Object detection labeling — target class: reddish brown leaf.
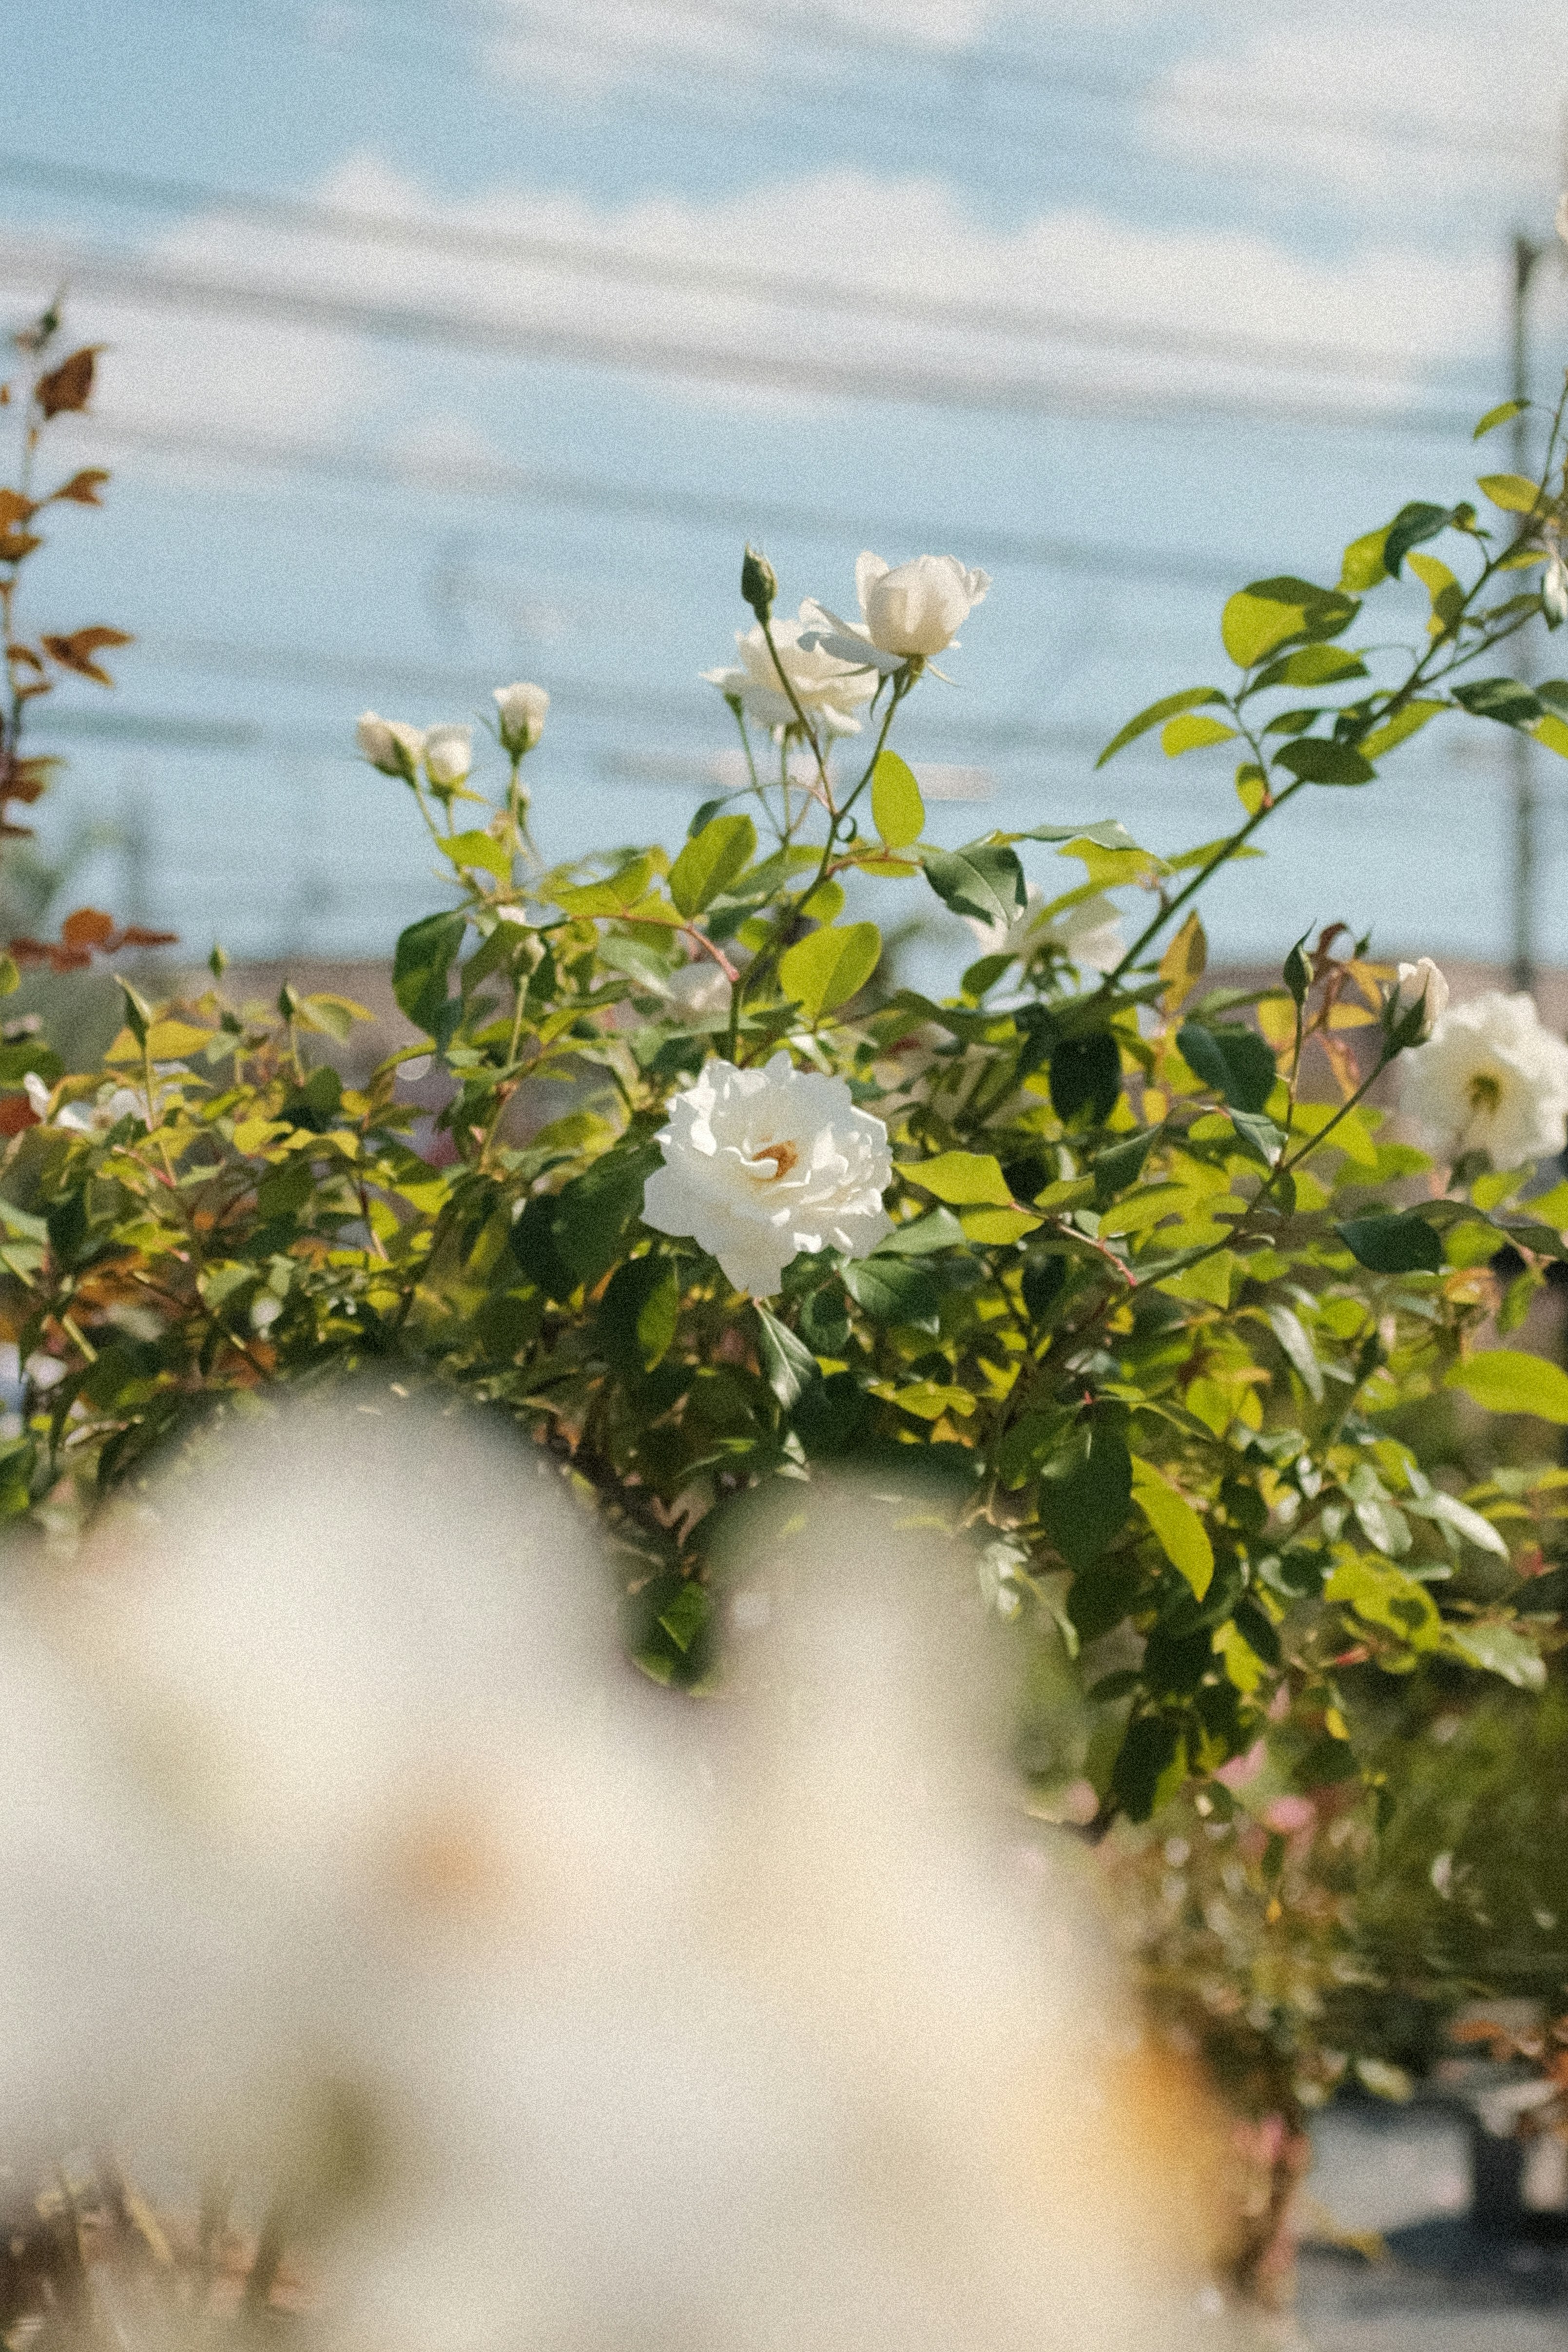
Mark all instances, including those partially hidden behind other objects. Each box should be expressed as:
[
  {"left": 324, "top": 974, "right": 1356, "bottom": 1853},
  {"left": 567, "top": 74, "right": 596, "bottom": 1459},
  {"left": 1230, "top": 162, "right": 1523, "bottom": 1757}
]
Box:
[
  {"left": 5, "top": 758, "right": 62, "bottom": 804},
  {"left": 40, "top": 625, "right": 134, "bottom": 686},
  {"left": 0, "top": 1094, "right": 39, "bottom": 1136},
  {"left": 5, "top": 643, "right": 45, "bottom": 673},
  {"left": 0, "top": 529, "right": 41, "bottom": 563},
  {"left": 47, "top": 469, "right": 110, "bottom": 506},
  {"left": 0, "top": 489, "right": 35, "bottom": 526},
  {"left": 35, "top": 346, "right": 104, "bottom": 420},
  {"left": 118, "top": 925, "right": 179, "bottom": 948},
  {"left": 60, "top": 907, "right": 117, "bottom": 952}
]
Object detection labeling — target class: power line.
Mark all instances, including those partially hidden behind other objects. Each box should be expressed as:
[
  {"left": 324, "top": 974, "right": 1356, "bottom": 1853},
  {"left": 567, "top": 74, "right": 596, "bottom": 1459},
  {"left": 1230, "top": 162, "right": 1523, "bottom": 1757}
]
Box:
[
  {"left": 0, "top": 149, "right": 1502, "bottom": 389},
  {"left": 70, "top": 415, "right": 1254, "bottom": 590},
  {"left": 0, "top": 234, "right": 1483, "bottom": 438}
]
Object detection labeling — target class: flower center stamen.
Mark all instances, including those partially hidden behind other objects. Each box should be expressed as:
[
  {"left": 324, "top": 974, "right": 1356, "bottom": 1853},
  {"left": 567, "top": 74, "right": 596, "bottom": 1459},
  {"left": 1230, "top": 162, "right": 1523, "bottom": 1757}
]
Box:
[
  {"left": 1468, "top": 1070, "right": 1502, "bottom": 1117},
  {"left": 753, "top": 1139, "right": 798, "bottom": 1180}
]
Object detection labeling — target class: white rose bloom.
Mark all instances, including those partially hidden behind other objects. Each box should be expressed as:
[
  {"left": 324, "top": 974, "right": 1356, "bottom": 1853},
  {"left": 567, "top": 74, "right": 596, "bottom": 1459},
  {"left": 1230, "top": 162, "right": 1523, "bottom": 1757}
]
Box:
[
  {"left": 494, "top": 681, "right": 550, "bottom": 757},
  {"left": 966, "top": 886, "right": 1124, "bottom": 974},
  {"left": 660, "top": 959, "right": 733, "bottom": 1019},
  {"left": 641, "top": 1051, "right": 893, "bottom": 1299},
  {"left": 423, "top": 724, "right": 473, "bottom": 788},
  {"left": 356, "top": 712, "right": 425, "bottom": 777},
  {"left": 1545, "top": 551, "right": 1568, "bottom": 630},
  {"left": 1400, "top": 990, "right": 1568, "bottom": 1167},
  {"left": 800, "top": 551, "right": 991, "bottom": 675},
  {"left": 1393, "top": 956, "right": 1449, "bottom": 1042},
  {"left": 24, "top": 1073, "right": 144, "bottom": 1133},
  {"left": 703, "top": 608, "right": 878, "bottom": 737}
]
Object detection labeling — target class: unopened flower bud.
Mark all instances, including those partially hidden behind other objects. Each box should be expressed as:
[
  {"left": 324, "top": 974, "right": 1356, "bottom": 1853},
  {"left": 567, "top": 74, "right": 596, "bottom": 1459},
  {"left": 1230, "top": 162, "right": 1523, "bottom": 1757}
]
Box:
[
  {"left": 423, "top": 724, "right": 473, "bottom": 791},
  {"left": 741, "top": 544, "right": 777, "bottom": 625},
  {"left": 357, "top": 711, "right": 425, "bottom": 779},
  {"left": 493, "top": 680, "right": 550, "bottom": 758}
]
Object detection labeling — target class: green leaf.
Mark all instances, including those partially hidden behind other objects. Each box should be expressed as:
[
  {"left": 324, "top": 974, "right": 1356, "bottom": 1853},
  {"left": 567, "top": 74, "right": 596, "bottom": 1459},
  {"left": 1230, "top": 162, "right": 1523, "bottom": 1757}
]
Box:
[
  {"left": 1474, "top": 398, "right": 1526, "bottom": 440},
  {"left": 438, "top": 829, "right": 512, "bottom": 884},
  {"left": 0, "top": 957, "right": 18, "bottom": 999},
  {"left": 1112, "top": 1715, "right": 1184, "bottom": 1824},
  {"left": 1444, "top": 1622, "right": 1546, "bottom": 1691},
  {"left": 1093, "top": 1129, "right": 1154, "bottom": 1206},
  {"left": 1049, "top": 1032, "right": 1121, "bottom": 1126},
  {"left": 0, "top": 1042, "right": 60, "bottom": 1088},
  {"left": 1252, "top": 644, "right": 1369, "bottom": 691},
  {"left": 842, "top": 1253, "right": 942, "bottom": 1330},
  {"left": 1265, "top": 1303, "right": 1323, "bottom": 1401},
  {"left": 1336, "top": 1211, "right": 1444, "bottom": 1275},
  {"left": 556, "top": 1139, "right": 664, "bottom": 1286},
  {"left": 668, "top": 814, "right": 757, "bottom": 917},
  {"left": 598, "top": 1255, "right": 680, "bottom": 1374},
  {"left": 1175, "top": 1020, "right": 1275, "bottom": 1114},
  {"left": 897, "top": 1149, "right": 1013, "bottom": 1206},
  {"left": 1131, "top": 1458, "right": 1213, "bottom": 1599},
  {"left": 554, "top": 855, "right": 655, "bottom": 918},
  {"left": 392, "top": 910, "right": 467, "bottom": 1035},
  {"left": 1339, "top": 525, "right": 1391, "bottom": 592},
  {"left": 1161, "top": 713, "right": 1237, "bottom": 755},
  {"left": 1095, "top": 687, "right": 1226, "bottom": 770},
  {"left": 1382, "top": 502, "right": 1454, "bottom": 578},
  {"left": 871, "top": 749, "right": 925, "bottom": 849},
  {"left": 922, "top": 841, "right": 1025, "bottom": 928},
  {"left": 1325, "top": 1555, "right": 1440, "bottom": 1649},
  {"left": 1477, "top": 472, "right": 1542, "bottom": 514},
  {"left": 1360, "top": 699, "right": 1445, "bottom": 759},
  {"left": 1446, "top": 1347, "right": 1568, "bottom": 1423},
  {"left": 875, "top": 1207, "right": 966, "bottom": 1255},
  {"left": 1228, "top": 1108, "right": 1286, "bottom": 1167},
  {"left": 657, "top": 1579, "right": 711, "bottom": 1657},
  {"left": 755, "top": 1301, "right": 818, "bottom": 1408},
  {"left": 1536, "top": 713, "right": 1568, "bottom": 761},
  {"left": 1452, "top": 677, "right": 1543, "bottom": 727},
  {"left": 1272, "top": 739, "right": 1375, "bottom": 786},
  {"left": 777, "top": 921, "right": 881, "bottom": 1021},
  {"left": 1039, "top": 1417, "right": 1132, "bottom": 1571},
  {"left": 1220, "top": 575, "right": 1358, "bottom": 669}
]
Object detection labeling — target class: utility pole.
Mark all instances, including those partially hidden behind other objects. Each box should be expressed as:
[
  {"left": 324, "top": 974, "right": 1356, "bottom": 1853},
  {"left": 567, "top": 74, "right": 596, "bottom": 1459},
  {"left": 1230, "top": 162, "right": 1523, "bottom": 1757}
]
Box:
[{"left": 1510, "top": 231, "right": 1543, "bottom": 994}]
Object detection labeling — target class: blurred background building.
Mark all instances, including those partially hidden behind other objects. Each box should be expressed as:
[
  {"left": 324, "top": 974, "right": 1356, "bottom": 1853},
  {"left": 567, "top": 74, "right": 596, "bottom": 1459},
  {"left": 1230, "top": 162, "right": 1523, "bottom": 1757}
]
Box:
[{"left": 2, "top": 0, "right": 1567, "bottom": 974}]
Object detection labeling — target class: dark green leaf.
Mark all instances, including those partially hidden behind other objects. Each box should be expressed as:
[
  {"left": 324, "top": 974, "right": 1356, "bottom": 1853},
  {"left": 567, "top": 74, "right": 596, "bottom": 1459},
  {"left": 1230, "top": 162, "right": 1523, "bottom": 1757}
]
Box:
[
  {"left": 1336, "top": 1211, "right": 1444, "bottom": 1275},
  {"left": 1038, "top": 1417, "right": 1132, "bottom": 1571},
  {"left": 843, "top": 1252, "right": 942, "bottom": 1330},
  {"left": 393, "top": 910, "right": 467, "bottom": 1035},
  {"left": 556, "top": 1140, "right": 665, "bottom": 1286},
  {"left": 1273, "top": 739, "right": 1376, "bottom": 786},
  {"left": 1177, "top": 1020, "right": 1276, "bottom": 1114},
  {"left": 1229, "top": 1108, "right": 1287, "bottom": 1167},
  {"left": 876, "top": 1207, "right": 967, "bottom": 1255},
  {"left": 1382, "top": 502, "right": 1454, "bottom": 579},
  {"left": 755, "top": 1300, "right": 819, "bottom": 1408},
  {"left": 1112, "top": 1714, "right": 1184, "bottom": 1823},
  {"left": 1452, "top": 677, "right": 1544, "bottom": 727},
  {"left": 0, "top": 1042, "right": 60, "bottom": 1087},
  {"left": 1092, "top": 1129, "right": 1154, "bottom": 1206},
  {"left": 1021, "top": 1251, "right": 1068, "bottom": 1324},
  {"left": 922, "top": 841, "right": 1025, "bottom": 928},
  {"left": 1049, "top": 1031, "right": 1121, "bottom": 1126},
  {"left": 1282, "top": 929, "right": 1311, "bottom": 1009},
  {"left": 598, "top": 1255, "right": 680, "bottom": 1373}
]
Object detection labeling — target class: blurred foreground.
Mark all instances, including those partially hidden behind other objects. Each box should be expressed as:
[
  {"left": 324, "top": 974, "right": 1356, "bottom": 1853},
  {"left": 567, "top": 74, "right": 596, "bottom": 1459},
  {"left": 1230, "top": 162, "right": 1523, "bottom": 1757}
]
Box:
[{"left": 0, "top": 1396, "right": 1257, "bottom": 2352}]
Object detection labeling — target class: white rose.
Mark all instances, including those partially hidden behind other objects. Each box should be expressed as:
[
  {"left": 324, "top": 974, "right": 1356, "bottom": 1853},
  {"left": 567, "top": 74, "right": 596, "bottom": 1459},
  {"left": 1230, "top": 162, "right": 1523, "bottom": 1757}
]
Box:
[
  {"left": 660, "top": 959, "right": 734, "bottom": 1019},
  {"left": 357, "top": 712, "right": 425, "bottom": 778},
  {"left": 702, "top": 608, "right": 878, "bottom": 738},
  {"left": 1400, "top": 990, "right": 1568, "bottom": 1167},
  {"left": 423, "top": 724, "right": 473, "bottom": 789},
  {"left": 640, "top": 1051, "right": 893, "bottom": 1299},
  {"left": 799, "top": 552, "right": 991, "bottom": 675},
  {"left": 1545, "top": 552, "right": 1568, "bottom": 630},
  {"left": 966, "top": 886, "right": 1123, "bottom": 975},
  {"left": 1392, "top": 957, "right": 1450, "bottom": 1042},
  {"left": 493, "top": 681, "right": 550, "bottom": 757},
  {"left": 24, "top": 1073, "right": 144, "bottom": 1133}
]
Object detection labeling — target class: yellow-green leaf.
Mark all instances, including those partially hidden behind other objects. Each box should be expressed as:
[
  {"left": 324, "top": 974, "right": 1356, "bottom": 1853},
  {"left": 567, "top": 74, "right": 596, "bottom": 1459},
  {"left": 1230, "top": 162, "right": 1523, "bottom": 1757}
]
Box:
[
  {"left": 1473, "top": 398, "right": 1525, "bottom": 441},
  {"left": 960, "top": 1206, "right": 1042, "bottom": 1244},
  {"left": 555, "top": 855, "right": 654, "bottom": 917},
  {"left": 439, "top": 830, "right": 512, "bottom": 884},
  {"left": 1477, "top": 472, "right": 1542, "bottom": 514},
  {"left": 1325, "top": 1553, "right": 1439, "bottom": 1649},
  {"left": 1339, "top": 526, "right": 1390, "bottom": 592},
  {"left": 777, "top": 921, "right": 881, "bottom": 1021},
  {"left": 668, "top": 813, "right": 756, "bottom": 917},
  {"left": 1222, "top": 588, "right": 1307, "bottom": 668},
  {"left": 1360, "top": 699, "right": 1445, "bottom": 760},
  {"left": 1533, "top": 713, "right": 1568, "bottom": 762},
  {"left": 871, "top": 749, "right": 925, "bottom": 849},
  {"left": 898, "top": 1149, "right": 1013, "bottom": 1206},
  {"left": 889, "top": 1380, "right": 976, "bottom": 1421},
  {"left": 1446, "top": 1347, "right": 1568, "bottom": 1423},
  {"left": 1131, "top": 1456, "right": 1213, "bottom": 1598},
  {"left": 1161, "top": 712, "right": 1238, "bottom": 756}
]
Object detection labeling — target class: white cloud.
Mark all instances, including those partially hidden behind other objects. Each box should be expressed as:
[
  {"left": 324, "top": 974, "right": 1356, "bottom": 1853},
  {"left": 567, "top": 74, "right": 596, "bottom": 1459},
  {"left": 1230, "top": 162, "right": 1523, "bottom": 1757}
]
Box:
[{"left": 1142, "top": 4, "right": 1565, "bottom": 215}]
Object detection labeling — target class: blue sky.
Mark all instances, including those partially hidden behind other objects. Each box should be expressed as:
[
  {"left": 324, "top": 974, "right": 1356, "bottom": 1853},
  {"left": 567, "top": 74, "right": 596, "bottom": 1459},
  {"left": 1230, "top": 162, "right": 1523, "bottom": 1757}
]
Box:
[{"left": 3, "top": 0, "right": 1568, "bottom": 970}]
